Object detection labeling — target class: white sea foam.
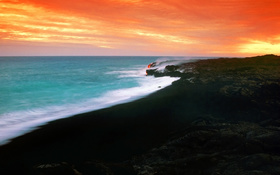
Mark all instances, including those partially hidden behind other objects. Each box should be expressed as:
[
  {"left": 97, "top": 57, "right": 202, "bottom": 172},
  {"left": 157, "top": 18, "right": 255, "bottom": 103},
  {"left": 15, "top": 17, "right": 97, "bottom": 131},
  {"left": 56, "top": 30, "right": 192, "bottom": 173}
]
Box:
[
  {"left": 0, "top": 75, "right": 179, "bottom": 145},
  {"left": 150, "top": 57, "right": 207, "bottom": 72},
  {"left": 106, "top": 66, "right": 147, "bottom": 78}
]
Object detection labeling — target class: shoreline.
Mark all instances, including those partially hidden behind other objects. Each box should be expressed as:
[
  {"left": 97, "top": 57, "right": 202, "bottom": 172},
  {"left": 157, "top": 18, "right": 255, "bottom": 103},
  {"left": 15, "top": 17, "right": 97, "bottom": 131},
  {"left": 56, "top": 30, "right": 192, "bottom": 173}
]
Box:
[
  {"left": 1, "top": 55, "right": 279, "bottom": 175},
  {"left": 0, "top": 83, "right": 191, "bottom": 174},
  {"left": 0, "top": 70, "right": 179, "bottom": 147}
]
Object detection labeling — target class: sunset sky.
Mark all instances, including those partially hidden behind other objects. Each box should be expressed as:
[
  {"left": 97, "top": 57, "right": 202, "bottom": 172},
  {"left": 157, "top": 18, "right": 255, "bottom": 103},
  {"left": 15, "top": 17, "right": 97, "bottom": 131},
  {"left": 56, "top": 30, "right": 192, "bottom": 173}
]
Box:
[{"left": 0, "top": 0, "right": 280, "bottom": 56}]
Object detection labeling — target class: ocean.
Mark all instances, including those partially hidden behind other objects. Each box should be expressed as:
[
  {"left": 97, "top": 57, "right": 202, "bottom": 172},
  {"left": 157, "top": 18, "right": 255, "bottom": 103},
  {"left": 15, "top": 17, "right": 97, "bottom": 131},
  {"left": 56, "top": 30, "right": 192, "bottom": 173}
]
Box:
[{"left": 0, "top": 56, "right": 181, "bottom": 145}]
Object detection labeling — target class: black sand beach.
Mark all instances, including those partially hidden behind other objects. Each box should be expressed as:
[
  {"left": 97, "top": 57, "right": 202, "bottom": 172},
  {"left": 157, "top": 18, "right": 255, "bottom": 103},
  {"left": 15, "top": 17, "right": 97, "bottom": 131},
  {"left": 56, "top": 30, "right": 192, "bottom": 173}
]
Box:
[{"left": 0, "top": 55, "right": 280, "bottom": 175}]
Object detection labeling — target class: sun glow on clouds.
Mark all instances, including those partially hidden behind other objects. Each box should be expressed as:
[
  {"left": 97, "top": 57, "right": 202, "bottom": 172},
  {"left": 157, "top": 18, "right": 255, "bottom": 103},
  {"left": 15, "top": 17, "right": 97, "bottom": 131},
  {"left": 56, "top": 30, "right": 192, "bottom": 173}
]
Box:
[
  {"left": 0, "top": 0, "right": 197, "bottom": 55},
  {"left": 134, "top": 30, "right": 195, "bottom": 44},
  {"left": 0, "top": 0, "right": 280, "bottom": 56},
  {"left": 240, "top": 39, "right": 280, "bottom": 55},
  {"left": 0, "top": 1, "right": 114, "bottom": 48}
]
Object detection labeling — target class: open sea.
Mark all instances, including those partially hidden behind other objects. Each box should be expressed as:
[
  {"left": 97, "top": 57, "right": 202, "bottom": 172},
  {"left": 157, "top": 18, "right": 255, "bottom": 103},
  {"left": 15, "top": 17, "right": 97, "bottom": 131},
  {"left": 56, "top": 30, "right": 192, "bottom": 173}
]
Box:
[{"left": 0, "top": 56, "right": 182, "bottom": 145}]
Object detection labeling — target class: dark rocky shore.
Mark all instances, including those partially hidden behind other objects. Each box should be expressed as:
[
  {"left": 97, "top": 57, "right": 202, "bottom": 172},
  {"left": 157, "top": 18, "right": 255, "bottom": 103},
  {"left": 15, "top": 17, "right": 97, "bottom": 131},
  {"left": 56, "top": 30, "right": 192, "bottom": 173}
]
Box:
[{"left": 0, "top": 55, "right": 279, "bottom": 175}]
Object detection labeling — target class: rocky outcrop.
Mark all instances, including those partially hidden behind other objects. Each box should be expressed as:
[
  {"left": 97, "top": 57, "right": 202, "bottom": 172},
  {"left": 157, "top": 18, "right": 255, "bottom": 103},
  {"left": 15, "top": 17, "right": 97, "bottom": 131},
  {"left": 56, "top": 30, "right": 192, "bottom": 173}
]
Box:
[
  {"left": 136, "top": 54, "right": 280, "bottom": 175},
  {"left": 148, "top": 55, "right": 280, "bottom": 121}
]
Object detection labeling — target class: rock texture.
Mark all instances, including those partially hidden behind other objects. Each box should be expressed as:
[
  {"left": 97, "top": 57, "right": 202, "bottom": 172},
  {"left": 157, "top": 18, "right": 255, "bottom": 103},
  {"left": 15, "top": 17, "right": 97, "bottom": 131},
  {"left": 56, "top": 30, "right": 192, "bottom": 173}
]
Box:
[
  {"left": 132, "top": 120, "right": 280, "bottom": 175},
  {"left": 147, "top": 54, "right": 280, "bottom": 122}
]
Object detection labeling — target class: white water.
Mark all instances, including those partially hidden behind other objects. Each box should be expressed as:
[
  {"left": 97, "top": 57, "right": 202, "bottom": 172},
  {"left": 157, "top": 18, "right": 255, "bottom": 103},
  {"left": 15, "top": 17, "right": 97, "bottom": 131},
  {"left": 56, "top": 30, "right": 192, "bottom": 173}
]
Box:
[{"left": 0, "top": 56, "right": 180, "bottom": 145}]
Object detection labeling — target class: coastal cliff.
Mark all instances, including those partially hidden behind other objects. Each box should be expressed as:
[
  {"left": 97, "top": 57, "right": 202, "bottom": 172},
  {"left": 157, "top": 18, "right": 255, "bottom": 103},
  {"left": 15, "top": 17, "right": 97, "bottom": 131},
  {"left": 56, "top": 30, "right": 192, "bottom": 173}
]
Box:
[{"left": 0, "top": 55, "right": 279, "bottom": 175}]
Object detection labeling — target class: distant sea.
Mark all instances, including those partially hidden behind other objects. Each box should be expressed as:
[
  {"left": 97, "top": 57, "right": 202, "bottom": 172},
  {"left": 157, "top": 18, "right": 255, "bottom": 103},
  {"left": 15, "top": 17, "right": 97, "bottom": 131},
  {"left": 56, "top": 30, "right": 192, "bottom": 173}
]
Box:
[{"left": 0, "top": 56, "right": 183, "bottom": 145}]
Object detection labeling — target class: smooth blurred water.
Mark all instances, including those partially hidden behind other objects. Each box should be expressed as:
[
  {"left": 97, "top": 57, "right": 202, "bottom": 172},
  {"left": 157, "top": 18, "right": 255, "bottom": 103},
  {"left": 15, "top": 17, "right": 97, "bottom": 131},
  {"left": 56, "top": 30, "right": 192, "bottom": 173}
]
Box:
[{"left": 0, "top": 56, "right": 180, "bottom": 145}]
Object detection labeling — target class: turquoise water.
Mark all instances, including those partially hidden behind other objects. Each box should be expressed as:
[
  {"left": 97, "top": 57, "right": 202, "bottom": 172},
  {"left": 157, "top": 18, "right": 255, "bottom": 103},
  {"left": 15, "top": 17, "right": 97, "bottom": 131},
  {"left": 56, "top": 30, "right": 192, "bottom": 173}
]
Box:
[
  {"left": 0, "top": 56, "right": 151, "bottom": 114},
  {"left": 0, "top": 56, "right": 180, "bottom": 145}
]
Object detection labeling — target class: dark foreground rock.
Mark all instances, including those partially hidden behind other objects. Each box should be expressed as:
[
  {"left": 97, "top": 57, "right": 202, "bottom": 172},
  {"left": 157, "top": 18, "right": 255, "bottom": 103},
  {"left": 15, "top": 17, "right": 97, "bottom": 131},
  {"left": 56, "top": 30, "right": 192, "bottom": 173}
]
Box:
[
  {"left": 32, "top": 162, "right": 81, "bottom": 175},
  {"left": 0, "top": 55, "right": 279, "bottom": 175},
  {"left": 32, "top": 161, "right": 135, "bottom": 175},
  {"left": 132, "top": 120, "right": 280, "bottom": 175}
]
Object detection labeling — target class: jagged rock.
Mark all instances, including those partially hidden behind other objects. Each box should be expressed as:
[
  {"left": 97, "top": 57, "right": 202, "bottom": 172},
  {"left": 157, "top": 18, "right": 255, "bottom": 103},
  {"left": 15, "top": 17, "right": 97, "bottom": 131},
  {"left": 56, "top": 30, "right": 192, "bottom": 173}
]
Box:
[
  {"left": 32, "top": 162, "right": 81, "bottom": 175},
  {"left": 165, "top": 65, "right": 180, "bottom": 72}
]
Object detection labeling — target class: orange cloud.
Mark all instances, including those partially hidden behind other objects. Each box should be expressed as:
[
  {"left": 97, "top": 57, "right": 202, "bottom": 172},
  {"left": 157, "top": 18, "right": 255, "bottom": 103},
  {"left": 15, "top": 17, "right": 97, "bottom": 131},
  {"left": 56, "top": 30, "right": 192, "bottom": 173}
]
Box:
[{"left": 0, "top": 0, "right": 280, "bottom": 56}]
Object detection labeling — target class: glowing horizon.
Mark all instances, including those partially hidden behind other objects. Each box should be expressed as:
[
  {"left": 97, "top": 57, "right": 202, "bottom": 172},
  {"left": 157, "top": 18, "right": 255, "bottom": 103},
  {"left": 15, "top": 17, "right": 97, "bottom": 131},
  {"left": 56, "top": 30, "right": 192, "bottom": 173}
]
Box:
[{"left": 0, "top": 0, "right": 280, "bottom": 56}]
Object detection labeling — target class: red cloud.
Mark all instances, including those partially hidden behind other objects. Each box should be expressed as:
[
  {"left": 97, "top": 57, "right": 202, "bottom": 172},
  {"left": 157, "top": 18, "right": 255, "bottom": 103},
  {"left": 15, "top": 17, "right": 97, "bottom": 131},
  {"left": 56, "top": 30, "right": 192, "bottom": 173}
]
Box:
[{"left": 1, "top": 0, "right": 280, "bottom": 56}]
